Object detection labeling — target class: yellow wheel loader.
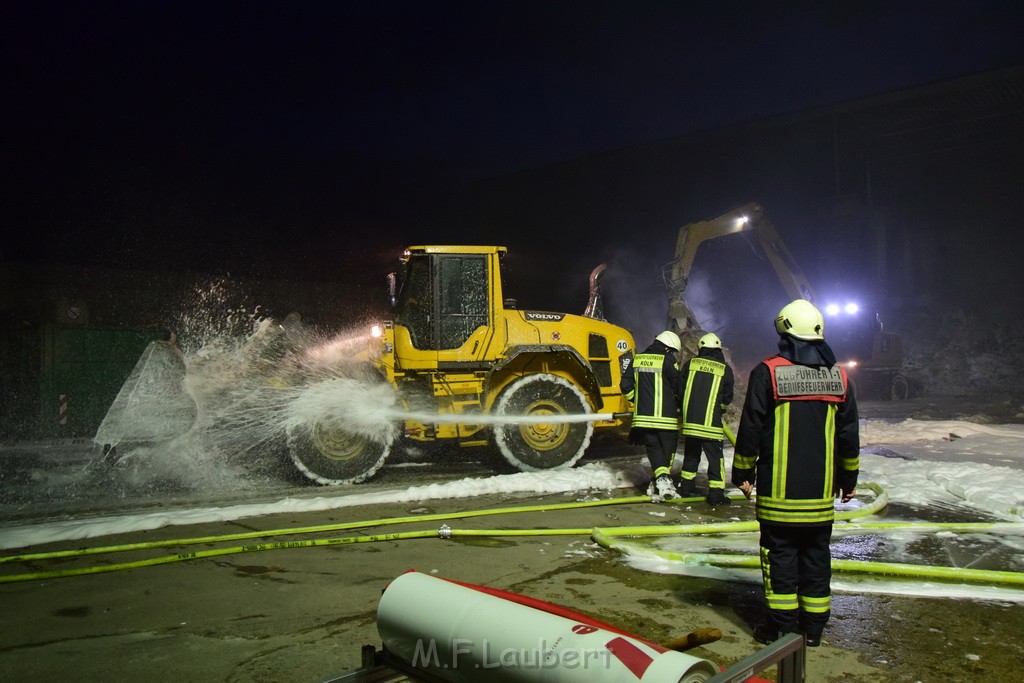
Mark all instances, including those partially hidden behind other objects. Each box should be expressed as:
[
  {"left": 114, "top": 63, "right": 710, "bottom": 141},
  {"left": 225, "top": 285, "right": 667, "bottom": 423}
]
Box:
[{"left": 286, "top": 246, "right": 637, "bottom": 484}]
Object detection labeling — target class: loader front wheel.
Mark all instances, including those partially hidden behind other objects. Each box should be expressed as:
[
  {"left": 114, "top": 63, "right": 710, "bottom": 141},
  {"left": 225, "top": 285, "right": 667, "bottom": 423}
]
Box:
[
  {"left": 492, "top": 374, "right": 593, "bottom": 472},
  {"left": 287, "top": 420, "right": 391, "bottom": 485}
]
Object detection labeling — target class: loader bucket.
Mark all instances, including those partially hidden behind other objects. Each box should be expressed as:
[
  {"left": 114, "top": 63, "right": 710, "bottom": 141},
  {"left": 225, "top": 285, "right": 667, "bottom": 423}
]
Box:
[{"left": 94, "top": 340, "right": 198, "bottom": 448}]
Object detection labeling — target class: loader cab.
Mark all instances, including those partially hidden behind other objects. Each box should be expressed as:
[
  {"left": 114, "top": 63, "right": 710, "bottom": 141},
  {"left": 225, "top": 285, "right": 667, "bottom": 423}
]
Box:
[{"left": 390, "top": 246, "right": 505, "bottom": 365}]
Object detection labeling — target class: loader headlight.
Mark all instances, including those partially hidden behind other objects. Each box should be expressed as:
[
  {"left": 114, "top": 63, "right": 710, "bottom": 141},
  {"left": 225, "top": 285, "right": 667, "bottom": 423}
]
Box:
[{"left": 371, "top": 324, "right": 383, "bottom": 338}]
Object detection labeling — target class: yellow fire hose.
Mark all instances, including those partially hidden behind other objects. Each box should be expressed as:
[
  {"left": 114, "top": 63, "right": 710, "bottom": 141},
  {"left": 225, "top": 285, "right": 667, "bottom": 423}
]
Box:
[
  {"left": 0, "top": 495, "right": 653, "bottom": 566},
  {"left": 589, "top": 538, "right": 1024, "bottom": 586},
  {"left": 0, "top": 494, "right": 670, "bottom": 583},
  {"left": 2, "top": 482, "right": 1022, "bottom": 589},
  {"left": 593, "top": 482, "right": 890, "bottom": 538}
]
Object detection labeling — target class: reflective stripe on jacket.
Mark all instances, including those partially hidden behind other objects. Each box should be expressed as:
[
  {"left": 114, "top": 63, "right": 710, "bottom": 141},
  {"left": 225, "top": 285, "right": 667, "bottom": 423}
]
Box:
[
  {"left": 680, "top": 353, "right": 734, "bottom": 439},
  {"left": 733, "top": 355, "right": 860, "bottom": 526},
  {"left": 621, "top": 351, "right": 680, "bottom": 430}
]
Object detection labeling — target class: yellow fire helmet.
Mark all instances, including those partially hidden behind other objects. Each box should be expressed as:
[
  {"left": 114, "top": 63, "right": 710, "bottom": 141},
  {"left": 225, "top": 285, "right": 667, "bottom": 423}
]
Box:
[
  {"left": 775, "top": 299, "right": 825, "bottom": 340},
  {"left": 698, "top": 332, "right": 722, "bottom": 348}
]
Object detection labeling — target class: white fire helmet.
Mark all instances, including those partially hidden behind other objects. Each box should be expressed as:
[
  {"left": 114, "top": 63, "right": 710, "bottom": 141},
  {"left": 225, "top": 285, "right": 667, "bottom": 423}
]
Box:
[{"left": 655, "top": 330, "right": 682, "bottom": 352}]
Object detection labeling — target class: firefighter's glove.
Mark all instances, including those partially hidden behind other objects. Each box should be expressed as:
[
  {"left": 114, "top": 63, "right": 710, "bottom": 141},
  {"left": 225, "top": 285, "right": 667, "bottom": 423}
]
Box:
[{"left": 628, "top": 428, "right": 645, "bottom": 446}]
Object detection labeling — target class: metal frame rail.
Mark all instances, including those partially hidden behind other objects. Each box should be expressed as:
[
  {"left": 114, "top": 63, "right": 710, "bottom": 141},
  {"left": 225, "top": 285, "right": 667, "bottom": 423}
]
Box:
[
  {"left": 324, "top": 634, "right": 806, "bottom": 683},
  {"left": 320, "top": 645, "right": 451, "bottom": 683},
  {"left": 707, "top": 633, "right": 806, "bottom": 682}
]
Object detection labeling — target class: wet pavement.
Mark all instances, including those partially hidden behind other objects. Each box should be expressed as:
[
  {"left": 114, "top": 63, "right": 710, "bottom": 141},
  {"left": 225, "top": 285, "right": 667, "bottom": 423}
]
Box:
[
  {"left": 0, "top": 490, "right": 883, "bottom": 682},
  {"left": 2, "top": 485, "right": 1021, "bottom": 682},
  {"left": 1, "top": 403, "right": 1023, "bottom": 682}
]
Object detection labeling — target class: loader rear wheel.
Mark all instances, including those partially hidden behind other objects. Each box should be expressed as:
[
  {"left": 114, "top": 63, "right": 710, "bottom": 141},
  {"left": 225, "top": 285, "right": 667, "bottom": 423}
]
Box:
[
  {"left": 891, "top": 373, "right": 910, "bottom": 401},
  {"left": 287, "top": 420, "right": 391, "bottom": 485},
  {"left": 492, "top": 374, "right": 593, "bottom": 472}
]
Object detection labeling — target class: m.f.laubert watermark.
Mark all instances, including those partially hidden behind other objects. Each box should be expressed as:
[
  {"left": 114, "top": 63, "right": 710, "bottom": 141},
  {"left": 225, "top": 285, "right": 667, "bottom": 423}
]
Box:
[{"left": 411, "top": 637, "right": 614, "bottom": 670}]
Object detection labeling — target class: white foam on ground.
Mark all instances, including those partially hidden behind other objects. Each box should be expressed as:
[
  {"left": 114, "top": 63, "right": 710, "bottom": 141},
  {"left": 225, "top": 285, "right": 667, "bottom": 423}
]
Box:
[
  {"left": 625, "top": 553, "right": 1024, "bottom": 603},
  {"left": 0, "top": 463, "right": 631, "bottom": 550}
]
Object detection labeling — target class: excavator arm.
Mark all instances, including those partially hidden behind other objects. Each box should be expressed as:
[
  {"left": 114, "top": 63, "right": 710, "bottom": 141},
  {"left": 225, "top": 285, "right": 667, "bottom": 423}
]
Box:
[
  {"left": 665, "top": 202, "right": 817, "bottom": 341},
  {"left": 664, "top": 202, "right": 908, "bottom": 399}
]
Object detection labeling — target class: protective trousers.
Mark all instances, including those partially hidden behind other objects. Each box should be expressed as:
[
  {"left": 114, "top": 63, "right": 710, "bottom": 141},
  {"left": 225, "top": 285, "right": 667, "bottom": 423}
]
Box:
[
  {"left": 758, "top": 523, "right": 832, "bottom": 639},
  {"left": 679, "top": 438, "right": 725, "bottom": 489},
  {"left": 643, "top": 429, "right": 678, "bottom": 479}
]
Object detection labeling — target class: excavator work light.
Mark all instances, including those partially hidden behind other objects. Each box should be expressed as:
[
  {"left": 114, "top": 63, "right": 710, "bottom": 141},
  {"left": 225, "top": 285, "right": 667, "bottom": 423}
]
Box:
[{"left": 826, "top": 302, "right": 860, "bottom": 316}]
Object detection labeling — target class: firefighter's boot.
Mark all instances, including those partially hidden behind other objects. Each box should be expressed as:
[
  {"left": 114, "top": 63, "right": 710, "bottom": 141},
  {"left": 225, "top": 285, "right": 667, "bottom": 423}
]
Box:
[
  {"left": 654, "top": 475, "right": 679, "bottom": 502},
  {"left": 706, "top": 489, "right": 731, "bottom": 506}
]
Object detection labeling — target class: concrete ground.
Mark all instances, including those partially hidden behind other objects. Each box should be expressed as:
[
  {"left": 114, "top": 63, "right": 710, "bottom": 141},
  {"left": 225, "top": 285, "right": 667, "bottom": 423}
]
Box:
[
  {"left": 2, "top": 395, "right": 1022, "bottom": 682},
  {"left": 5, "top": 485, "right": 1018, "bottom": 683}
]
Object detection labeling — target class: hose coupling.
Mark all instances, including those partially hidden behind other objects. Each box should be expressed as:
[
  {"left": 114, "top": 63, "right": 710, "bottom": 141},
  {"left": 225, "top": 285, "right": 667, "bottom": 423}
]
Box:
[{"left": 438, "top": 524, "right": 452, "bottom": 539}]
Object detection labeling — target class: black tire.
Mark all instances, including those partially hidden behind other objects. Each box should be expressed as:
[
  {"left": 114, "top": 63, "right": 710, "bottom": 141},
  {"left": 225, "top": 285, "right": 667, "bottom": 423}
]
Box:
[
  {"left": 287, "top": 419, "right": 391, "bottom": 485},
  {"left": 891, "top": 373, "right": 910, "bottom": 401},
  {"left": 492, "top": 374, "right": 593, "bottom": 471}
]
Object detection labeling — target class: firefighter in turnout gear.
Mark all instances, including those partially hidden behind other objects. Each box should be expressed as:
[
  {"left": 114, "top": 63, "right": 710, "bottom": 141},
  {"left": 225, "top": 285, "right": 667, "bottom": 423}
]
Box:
[
  {"left": 621, "top": 330, "right": 683, "bottom": 502},
  {"left": 732, "top": 299, "right": 860, "bottom": 648},
  {"left": 678, "top": 332, "right": 735, "bottom": 505}
]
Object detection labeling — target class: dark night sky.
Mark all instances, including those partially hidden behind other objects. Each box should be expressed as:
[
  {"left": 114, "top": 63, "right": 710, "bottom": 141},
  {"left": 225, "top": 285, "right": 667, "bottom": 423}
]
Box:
[{"left": 3, "top": 1, "right": 1023, "bottom": 284}]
